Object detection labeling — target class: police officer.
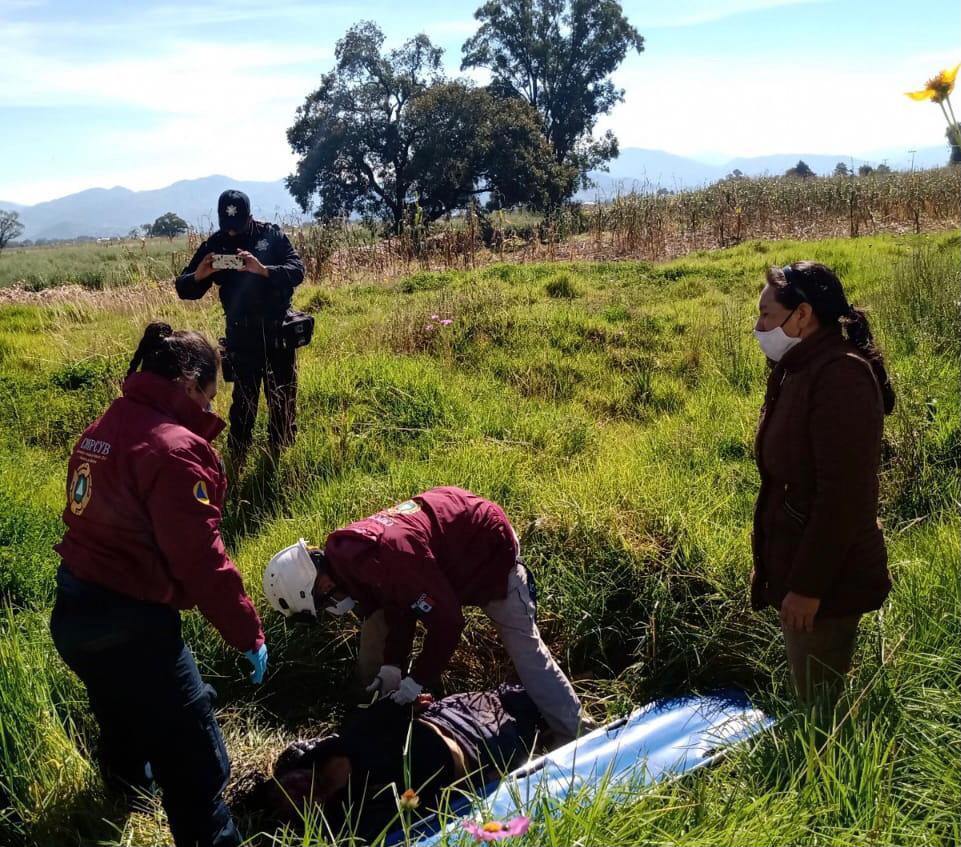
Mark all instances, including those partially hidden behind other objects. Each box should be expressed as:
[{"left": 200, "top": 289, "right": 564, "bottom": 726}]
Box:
[
  {"left": 51, "top": 322, "right": 267, "bottom": 847},
  {"left": 263, "top": 486, "right": 590, "bottom": 744},
  {"left": 175, "top": 190, "right": 305, "bottom": 465}
]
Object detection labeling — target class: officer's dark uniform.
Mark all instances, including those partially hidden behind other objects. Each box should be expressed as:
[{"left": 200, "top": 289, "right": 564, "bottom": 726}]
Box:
[{"left": 175, "top": 190, "right": 305, "bottom": 460}]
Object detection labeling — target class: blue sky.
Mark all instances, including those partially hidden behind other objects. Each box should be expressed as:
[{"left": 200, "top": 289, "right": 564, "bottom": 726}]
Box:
[{"left": 1, "top": 0, "right": 958, "bottom": 203}]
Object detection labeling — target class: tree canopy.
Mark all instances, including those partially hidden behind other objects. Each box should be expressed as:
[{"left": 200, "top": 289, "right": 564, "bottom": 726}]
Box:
[
  {"left": 286, "top": 22, "right": 574, "bottom": 232},
  {"left": 785, "top": 160, "right": 815, "bottom": 179},
  {"left": 150, "top": 212, "right": 188, "bottom": 240},
  {"left": 462, "top": 0, "right": 644, "bottom": 184},
  {"left": 0, "top": 210, "right": 24, "bottom": 254}
]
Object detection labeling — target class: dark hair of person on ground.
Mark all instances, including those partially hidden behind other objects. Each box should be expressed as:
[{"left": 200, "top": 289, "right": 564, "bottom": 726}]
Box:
[
  {"left": 766, "top": 262, "right": 896, "bottom": 413},
  {"left": 127, "top": 321, "right": 220, "bottom": 403}
]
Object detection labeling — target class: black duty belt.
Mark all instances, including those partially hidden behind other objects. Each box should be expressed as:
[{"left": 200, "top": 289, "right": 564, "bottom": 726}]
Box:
[{"left": 226, "top": 316, "right": 284, "bottom": 330}]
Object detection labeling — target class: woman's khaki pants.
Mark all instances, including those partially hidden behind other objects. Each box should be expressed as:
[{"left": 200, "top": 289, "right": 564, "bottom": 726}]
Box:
[
  {"left": 781, "top": 613, "right": 861, "bottom": 704},
  {"left": 357, "top": 563, "right": 585, "bottom": 742}
]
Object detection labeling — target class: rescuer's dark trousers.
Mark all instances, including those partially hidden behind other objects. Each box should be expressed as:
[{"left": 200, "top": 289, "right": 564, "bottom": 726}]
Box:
[
  {"left": 50, "top": 566, "right": 241, "bottom": 847},
  {"left": 225, "top": 322, "right": 297, "bottom": 461}
]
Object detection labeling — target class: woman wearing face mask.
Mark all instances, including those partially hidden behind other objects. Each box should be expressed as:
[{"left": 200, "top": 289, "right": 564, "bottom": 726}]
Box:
[
  {"left": 751, "top": 263, "right": 895, "bottom": 704},
  {"left": 50, "top": 322, "right": 266, "bottom": 847}
]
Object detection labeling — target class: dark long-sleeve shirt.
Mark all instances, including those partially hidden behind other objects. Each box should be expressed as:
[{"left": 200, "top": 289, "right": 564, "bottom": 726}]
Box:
[{"left": 175, "top": 220, "right": 305, "bottom": 323}]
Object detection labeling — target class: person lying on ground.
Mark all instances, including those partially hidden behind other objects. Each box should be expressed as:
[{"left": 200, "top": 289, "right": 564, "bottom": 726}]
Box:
[
  {"left": 262, "top": 486, "right": 592, "bottom": 744},
  {"left": 246, "top": 684, "right": 544, "bottom": 841}
]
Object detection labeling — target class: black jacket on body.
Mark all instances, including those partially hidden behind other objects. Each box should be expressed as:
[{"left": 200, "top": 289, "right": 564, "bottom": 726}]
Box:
[{"left": 175, "top": 220, "right": 305, "bottom": 324}]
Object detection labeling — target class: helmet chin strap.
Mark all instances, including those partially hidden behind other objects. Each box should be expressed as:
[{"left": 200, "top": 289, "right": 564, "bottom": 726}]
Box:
[
  {"left": 305, "top": 548, "right": 356, "bottom": 616},
  {"left": 314, "top": 588, "right": 355, "bottom": 616}
]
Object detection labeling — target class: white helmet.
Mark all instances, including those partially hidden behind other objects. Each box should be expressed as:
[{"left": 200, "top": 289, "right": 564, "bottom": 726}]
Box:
[{"left": 263, "top": 539, "right": 319, "bottom": 617}]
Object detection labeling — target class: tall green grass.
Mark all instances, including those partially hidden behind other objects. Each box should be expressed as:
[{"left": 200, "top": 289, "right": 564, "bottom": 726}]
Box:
[
  {"left": 0, "top": 231, "right": 957, "bottom": 845},
  {"left": 0, "top": 238, "right": 192, "bottom": 291}
]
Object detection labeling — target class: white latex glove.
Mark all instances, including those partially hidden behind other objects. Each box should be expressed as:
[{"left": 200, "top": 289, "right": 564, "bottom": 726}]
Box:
[
  {"left": 365, "top": 664, "right": 402, "bottom": 696},
  {"left": 388, "top": 676, "right": 423, "bottom": 705}
]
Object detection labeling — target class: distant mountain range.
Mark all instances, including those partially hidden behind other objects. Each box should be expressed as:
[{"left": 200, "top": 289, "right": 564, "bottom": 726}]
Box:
[
  {"left": 2, "top": 146, "right": 951, "bottom": 241},
  {"left": 1, "top": 176, "right": 305, "bottom": 242},
  {"left": 583, "top": 146, "right": 951, "bottom": 198}
]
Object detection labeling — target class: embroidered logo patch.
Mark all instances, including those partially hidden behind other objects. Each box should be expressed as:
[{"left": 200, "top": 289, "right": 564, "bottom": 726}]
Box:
[
  {"left": 387, "top": 499, "right": 420, "bottom": 517},
  {"left": 411, "top": 593, "right": 434, "bottom": 615},
  {"left": 69, "top": 463, "right": 92, "bottom": 515},
  {"left": 193, "top": 480, "right": 210, "bottom": 505},
  {"left": 255, "top": 238, "right": 269, "bottom": 253},
  {"left": 371, "top": 513, "right": 395, "bottom": 527}
]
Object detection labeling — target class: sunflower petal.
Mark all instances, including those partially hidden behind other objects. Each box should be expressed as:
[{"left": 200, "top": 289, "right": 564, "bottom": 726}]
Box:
[
  {"left": 944, "top": 62, "right": 961, "bottom": 87},
  {"left": 906, "top": 89, "right": 935, "bottom": 100}
]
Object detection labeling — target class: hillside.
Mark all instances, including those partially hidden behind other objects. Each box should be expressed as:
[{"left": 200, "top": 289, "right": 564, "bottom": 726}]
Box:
[
  {"left": 5, "top": 176, "right": 306, "bottom": 242},
  {"left": 2, "top": 145, "right": 951, "bottom": 241},
  {"left": 0, "top": 230, "right": 957, "bottom": 846}
]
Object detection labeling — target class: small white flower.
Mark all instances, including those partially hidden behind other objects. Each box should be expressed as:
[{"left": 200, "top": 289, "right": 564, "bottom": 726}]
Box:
[
  {"left": 226, "top": 204, "right": 238, "bottom": 217},
  {"left": 255, "top": 238, "right": 269, "bottom": 253}
]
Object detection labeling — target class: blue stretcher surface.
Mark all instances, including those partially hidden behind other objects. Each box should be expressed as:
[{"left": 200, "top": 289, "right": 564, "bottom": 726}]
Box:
[{"left": 393, "top": 690, "right": 772, "bottom": 846}]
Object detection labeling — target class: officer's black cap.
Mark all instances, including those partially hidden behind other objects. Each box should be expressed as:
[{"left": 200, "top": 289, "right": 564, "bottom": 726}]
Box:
[{"left": 217, "top": 189, "right": 251, "bottom": 233}]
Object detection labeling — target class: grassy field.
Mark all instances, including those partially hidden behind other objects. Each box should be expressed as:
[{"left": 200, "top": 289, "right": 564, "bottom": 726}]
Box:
[
  {"left": 0, "top": 231, "right": 958, "bottom": 845},
  {"left": 0, "top": 237, "right": 193, "bottom": 291}
]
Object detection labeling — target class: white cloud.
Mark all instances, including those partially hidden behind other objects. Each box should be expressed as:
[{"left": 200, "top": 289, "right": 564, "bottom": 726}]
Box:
[
  {"left": 429, "top": 19, "right": 479, "bottom": 37},
  {"left": 0, "top": 37, "right": 328, "bottom": 111},
  {"left": 640, "top": 0, "right": 824, "bottom": 28},
  {"left": 599, "top": 48, "right": 961, "bottom": 159},
  {"left": 0, "top": 26, "right": 326, "bottom": 202}
]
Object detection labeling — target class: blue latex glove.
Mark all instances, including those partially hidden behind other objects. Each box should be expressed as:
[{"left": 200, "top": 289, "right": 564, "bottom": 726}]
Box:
[{"left": 243, "top": 644, "right": 268, "bottom": 684}]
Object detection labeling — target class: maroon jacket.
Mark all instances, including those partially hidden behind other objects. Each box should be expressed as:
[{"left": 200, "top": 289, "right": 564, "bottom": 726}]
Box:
[
  {"left": 752, "top": 327, "right": 891, "bottom": 617},
  {"left": 55, "top": 372, "right": 264, "bottom": 652},
  {"left": 323, "top": 487, "right": 518, "bottom": 682}
]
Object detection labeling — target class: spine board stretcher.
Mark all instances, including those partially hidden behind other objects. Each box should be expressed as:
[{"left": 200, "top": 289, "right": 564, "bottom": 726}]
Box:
[{"left": 391, "top": 690, "right": 773, "bottom": 846}]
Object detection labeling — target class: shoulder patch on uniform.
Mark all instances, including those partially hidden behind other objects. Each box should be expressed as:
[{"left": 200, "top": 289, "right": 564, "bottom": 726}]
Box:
[
  {"left": 69, "top": 462, "right": 93, "bottom": 515},
  {"left": 193, "top": 480, "right": 211, "bottom": 505},
  {"left": 411, "top": 593, "right": 434, "bottom": 615},
  {"left": 387, "top": 499, "right": 420, "bottom": 517}
]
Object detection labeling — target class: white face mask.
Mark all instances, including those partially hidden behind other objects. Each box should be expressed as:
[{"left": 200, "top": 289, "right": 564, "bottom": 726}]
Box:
[
  {"left": 753, "top": 308, "right": 802, "bottom": 362},
  {"left": 753, "top": 326, "right": 803, "bottom": 362},
  {"left": 325, "top": 596, "right": 356, "bottom": 617}
]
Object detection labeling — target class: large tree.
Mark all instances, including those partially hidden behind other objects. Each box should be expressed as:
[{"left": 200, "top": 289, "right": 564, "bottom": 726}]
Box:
[
  {"left": 287, "top": 22, "right": 571, "bottom": 231},
  {"left": 406, "top": 82, "right": 576, "bottom": 217},
  {"left": 461, "top": 0, "right": 644, "bottom": 188},
  {"left": 150, "top": 212, "right": 188, "bottom": 240},
  {"left": 0, "top": 210, "right": 24, "bottom": 255},
  {"left": 785, "top": 160, "right": 815, "bottom": 179}
]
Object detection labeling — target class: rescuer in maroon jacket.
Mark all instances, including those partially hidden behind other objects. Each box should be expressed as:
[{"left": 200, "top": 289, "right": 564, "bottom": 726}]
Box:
[
  {"left": 50, "top": 322, "right": 266, "bottom": 847},
  {"left": 264, "top": 487, "right": 589, "bottom": 743}
]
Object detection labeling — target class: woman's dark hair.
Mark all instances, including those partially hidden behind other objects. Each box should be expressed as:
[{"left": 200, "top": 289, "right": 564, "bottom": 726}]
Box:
[
  {"left": 127, "top": 321, "right": 219, "bottom": 389},
  {"left": 767, "top": 262, "right": 895, "bottom": 414}
]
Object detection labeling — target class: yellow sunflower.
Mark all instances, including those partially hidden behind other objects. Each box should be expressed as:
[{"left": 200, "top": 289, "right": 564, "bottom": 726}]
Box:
[{"left": 906, "top": 63, "right": 960, "bottom": 103}]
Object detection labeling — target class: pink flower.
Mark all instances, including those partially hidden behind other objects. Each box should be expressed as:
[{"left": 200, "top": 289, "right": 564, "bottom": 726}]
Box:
[
  {"left": 425, "top": 323, "right": 434, "bottom": 331},
  {"left": 439, "top": 318, "right": 454, "bottom": 326},
  {"left": 463, "top": 816, "right": 531, "bottom": 841},
  {"left": 430, "top": 314, "right": 440, "bottom": 321}
]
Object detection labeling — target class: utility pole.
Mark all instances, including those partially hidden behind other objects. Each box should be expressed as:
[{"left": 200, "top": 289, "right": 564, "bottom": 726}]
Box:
[{"left": 908, "top": 149, "right": 917, "bottom": 171}]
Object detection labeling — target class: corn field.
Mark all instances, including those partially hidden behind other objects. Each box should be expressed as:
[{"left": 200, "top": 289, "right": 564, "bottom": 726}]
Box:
[
  {"left": 291, "top": 168, "right": 961, "bottom": 284},
  {"left": 2, "top": 168, "right": 958, "bottom": 296}
]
